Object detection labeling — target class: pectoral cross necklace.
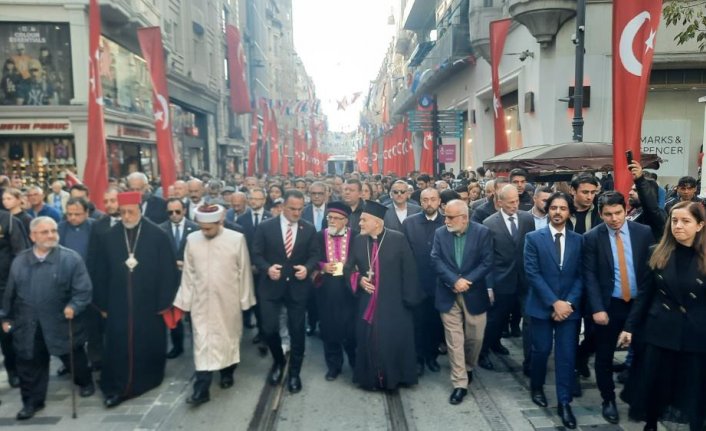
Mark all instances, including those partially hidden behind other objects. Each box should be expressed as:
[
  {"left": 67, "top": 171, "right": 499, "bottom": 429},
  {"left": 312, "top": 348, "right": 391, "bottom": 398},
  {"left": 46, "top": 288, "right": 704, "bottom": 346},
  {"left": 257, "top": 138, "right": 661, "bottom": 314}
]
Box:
[
  {"left": 124, "top": 223, "right": 143, "bottom": 272},
  {"left": 366, "top": 229, "right": 386, "bottom": 279}
]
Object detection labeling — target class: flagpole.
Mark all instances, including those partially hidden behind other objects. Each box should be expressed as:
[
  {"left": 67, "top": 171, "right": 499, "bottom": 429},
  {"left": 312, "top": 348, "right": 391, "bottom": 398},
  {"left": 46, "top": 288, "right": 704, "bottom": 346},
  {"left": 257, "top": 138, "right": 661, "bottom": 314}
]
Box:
[{"left": 571, "top": 0, "right": 586, "bottom": 142}]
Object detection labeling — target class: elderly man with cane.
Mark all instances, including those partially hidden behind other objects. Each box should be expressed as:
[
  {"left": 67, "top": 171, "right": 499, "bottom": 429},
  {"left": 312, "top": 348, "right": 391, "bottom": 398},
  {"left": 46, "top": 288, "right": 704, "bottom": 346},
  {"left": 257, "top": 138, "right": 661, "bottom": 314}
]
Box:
[{"left": 1, "top": 216, "right": 94, "bottom": 420}]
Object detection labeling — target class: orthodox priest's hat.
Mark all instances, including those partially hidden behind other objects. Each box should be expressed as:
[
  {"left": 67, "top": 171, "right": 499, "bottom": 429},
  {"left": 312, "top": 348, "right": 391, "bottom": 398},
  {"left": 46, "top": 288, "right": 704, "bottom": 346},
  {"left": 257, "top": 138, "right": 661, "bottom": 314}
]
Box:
[
  {"left": 326, "top": 201, "right": 351, "bottom": 218},
  {"left": 362, "top": 200, "right": 387, "bottom": 220},
  {"left": 117, "top": 191, "right": 141, "bottom": 206}
]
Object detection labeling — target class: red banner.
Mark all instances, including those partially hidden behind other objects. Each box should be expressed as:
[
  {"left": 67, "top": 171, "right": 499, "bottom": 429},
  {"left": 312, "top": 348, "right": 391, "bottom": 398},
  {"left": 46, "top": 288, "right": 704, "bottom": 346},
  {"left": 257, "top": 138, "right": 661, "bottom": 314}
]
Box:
[
  {"left": 247, "top": 113, "right": 258, "bottom": 176},
  {"left": 84, "top": 0, "right": 108, "bottom": 210},
  {"left": 226, "top": 25, "right": 251, "bottom": 114},
  {"left": 293, "top": 129, "right": 304, "bottom": 176},
  {"left": 137, "top": 27, "right": 176, "bottom": 191},
  {"left": 403, "top": 117, "right": 415, "bottom": 175},
  {"left": 612, "top": 0, "right": 662, "bottom": 198},
  {"left": 270, "top": 112, "right": 279, "bottom": 175},
  {"left": 280, "top": 128, "right": 289, "bottom": 174},
  {"left": 490, "top": 19, "right": 511, "bottom": 155},
  {"left": 420, "top": 132, "right": 434, "bottom": 174}
]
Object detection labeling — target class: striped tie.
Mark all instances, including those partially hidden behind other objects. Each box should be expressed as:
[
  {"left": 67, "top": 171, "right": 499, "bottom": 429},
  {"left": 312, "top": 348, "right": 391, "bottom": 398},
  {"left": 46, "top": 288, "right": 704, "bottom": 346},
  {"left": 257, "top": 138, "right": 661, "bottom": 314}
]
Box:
[{"left": 285, "top": 223, "right": 294, "bottom": 258}]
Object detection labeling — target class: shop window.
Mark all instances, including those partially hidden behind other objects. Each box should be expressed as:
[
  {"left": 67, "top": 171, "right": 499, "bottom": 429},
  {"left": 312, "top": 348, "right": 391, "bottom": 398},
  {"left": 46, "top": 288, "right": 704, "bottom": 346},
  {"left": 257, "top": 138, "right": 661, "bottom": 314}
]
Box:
[
  {"left": 0, "top": 137, "right": 76, "bottom": 187},
  {"left": 99, "top": 36, "right": 153, "bottom": 116}
]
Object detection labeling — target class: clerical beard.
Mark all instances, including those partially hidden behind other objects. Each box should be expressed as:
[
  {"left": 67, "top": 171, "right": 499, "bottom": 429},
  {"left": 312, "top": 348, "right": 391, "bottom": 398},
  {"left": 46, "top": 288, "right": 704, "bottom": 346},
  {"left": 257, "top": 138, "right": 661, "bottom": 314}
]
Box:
[
  {"left": 329, "top": 226, "right": 346, "bottom": 236},
  {"left": 123, "top": 219, "right": 141, "bottom": 229}
]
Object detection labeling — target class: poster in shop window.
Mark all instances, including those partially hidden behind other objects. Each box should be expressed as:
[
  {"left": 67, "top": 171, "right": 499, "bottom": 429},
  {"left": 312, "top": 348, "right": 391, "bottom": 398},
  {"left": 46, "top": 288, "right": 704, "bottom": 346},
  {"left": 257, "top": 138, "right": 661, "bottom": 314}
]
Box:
[
  {"left": 641, "top": 119, "right": 690, "bottom": 178},
  {"left": 0, "top": 22, "right": 73, "bottom": 106}
]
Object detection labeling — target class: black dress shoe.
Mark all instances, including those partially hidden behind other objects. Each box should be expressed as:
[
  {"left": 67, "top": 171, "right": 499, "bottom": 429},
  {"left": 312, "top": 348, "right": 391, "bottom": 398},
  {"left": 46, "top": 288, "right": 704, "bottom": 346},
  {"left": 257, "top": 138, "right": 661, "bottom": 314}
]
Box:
[
  {"left": 7, "top": 371, "right": 20, "bottom": 388},
  {"left": 220, "top": 375, "right": 234, "bottom": 389},
  {"left": 166, "top": 347, "right": 183, "bottom": 359},
  {"left": 601, "top": 400, "right": 619, "bottom": 424},
  {"left": 558, "top": 403, "right": 577, "bottom": 429},
  {"left": 478, "top": 355, "right": 494, "bottom": 370},
  {"left": 104, "top": 395, "right": 123, "bottom": 408},
  {"left": 325, "top": 370, "right": 339, "bottom": 381},
  {"left": 416, "top": 362, "right": 425, "bottom": 377},
  {"left": 491, "top": 344, "right": 510, "bottom": 355},
  {"left": 531, "top": 388, "right": 548, "bottom": 407},
  {"left": 288, "top": 375, "right": 302, "bottom": 393},
  {"left": 426, "top": 358, "right": 440, "bottom": 372},
  {"left": 467, "top": 371, "right": 473, "bottom": 385},
  {"left": 643, "top": 421, "right": 657, "bottom": 431},
  {"left": 268, "top": 363, "right": 285, "bottom": 386},
  {"left": 186, "top": 390, "right": 210, "bottom": 406},
  {"left": 80, "top": 383, "right": 95, "bottom": 397},
  {"left": 449, "top": 388, "right": 467, "bottom": 405},
  {"left": 16, "top": 405, "right": 36, "bottom": 420}
]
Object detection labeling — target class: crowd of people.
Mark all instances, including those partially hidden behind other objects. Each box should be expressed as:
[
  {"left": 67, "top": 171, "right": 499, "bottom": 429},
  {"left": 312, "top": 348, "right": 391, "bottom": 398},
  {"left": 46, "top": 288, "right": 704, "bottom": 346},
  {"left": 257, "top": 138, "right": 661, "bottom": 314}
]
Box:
[{"left": 0, "top": 163, "right": 703, "bottom": 431}]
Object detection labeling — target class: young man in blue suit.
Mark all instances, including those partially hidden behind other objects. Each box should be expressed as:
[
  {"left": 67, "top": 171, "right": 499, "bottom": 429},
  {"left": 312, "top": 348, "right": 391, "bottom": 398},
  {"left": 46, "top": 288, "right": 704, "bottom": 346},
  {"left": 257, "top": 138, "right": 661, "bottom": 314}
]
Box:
[{"left": 524, "top": 191, "right": 583, "bottom": 429}]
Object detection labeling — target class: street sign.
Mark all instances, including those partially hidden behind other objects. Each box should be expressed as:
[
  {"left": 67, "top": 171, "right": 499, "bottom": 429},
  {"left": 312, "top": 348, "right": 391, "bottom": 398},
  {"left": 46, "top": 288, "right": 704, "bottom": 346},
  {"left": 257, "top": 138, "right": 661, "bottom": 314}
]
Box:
[
  {"left": 407, "top": 110, "right": 464, "bottom": 138},
  {"left": 438, "top": 145, "right": 456, "bottom": 162}
]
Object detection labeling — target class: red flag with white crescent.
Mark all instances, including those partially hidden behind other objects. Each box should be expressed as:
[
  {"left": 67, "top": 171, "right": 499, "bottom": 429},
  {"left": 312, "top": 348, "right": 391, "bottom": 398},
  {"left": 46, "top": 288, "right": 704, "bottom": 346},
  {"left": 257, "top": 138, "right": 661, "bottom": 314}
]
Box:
[
  {"left": 247, "top": 112, "right": 258, "bottom": 176},
  {"left": 420, "top": 132, "right": 434, "bottom": 174},
  {"left": 226, "top": 25, "right": 251, "bottom": 114},
  {"left": 84, "top": 0, "right": 108, "bottom": 211},
  {"left": 137, "top": 27, "right": 176, "bottom": 191},
  {"left": 612, "top": 0, "right": 662, "bottom": 198},
  {"left": 280, "top": 128, "right": 289, "bottom": 174},
  {"left": 490, "top": 18, "right": 511, "bottom": 156},
  {"left": 270, "top": 112, "right": 279, "bottom": 175}
]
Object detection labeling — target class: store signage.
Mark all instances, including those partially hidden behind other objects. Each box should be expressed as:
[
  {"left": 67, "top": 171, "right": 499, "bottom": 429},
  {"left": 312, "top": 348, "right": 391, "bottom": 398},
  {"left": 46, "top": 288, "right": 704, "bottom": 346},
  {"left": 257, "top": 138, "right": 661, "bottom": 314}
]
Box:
[
  {"left": 0, "top": 119, "right": 72, "bottom": 134},
  {"left": 105, "top": 123, "right": 155, "bottom": 142},
  {"left": 438, "top": 144, "right": 456, "bottom": 163},
  {"left": 641, "top": 119, "right": 690, "bottom": 178}
]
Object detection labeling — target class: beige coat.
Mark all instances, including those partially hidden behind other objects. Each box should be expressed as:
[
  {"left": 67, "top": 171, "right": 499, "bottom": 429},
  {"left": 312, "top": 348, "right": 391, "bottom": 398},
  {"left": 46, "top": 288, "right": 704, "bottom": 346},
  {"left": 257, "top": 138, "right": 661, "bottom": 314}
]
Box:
[{"left": 174, "top": 228, "right": 256, "bottom": 371}]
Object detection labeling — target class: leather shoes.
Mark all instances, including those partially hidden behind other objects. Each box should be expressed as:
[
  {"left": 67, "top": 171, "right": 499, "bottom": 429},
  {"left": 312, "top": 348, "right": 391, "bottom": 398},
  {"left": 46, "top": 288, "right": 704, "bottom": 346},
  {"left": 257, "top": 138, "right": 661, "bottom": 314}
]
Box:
[
  {"left": 220, "top": 375, "right": 234, "bottom": 389},
  {"left": 416, "top": 362, "right": 425, "bottom": 377},
  {"left": 478, "top": 355, "right": 494, "bottom": 370},
  {"left": 16, "top": 405, "right": 38, "bottom": 420},
  {"left": 491, "top": 344, "right": 510, "bottom": 355},
  {"left": 325, "top": 370, "right": 339, "bottom": 381},
  {"left": 531, "top": 388, "right": 548, "bottom": 407},
  {"left": 426, "top": 358, "right": 440, "bottom": 372},
  {"left": 186, "top": 390, "right": 210, "bottom": 406},
  {"left": 287, "top": 375, "right": 302, "bottom": 393},
  {"left": 80, "top": 383, "right": 95, "bottom": 397},
  {"left": 601, "top": 400, "right": 619, "bottom": 424},
  {"left": 166, "top": 347, "right": 183, "bottom": 359},
  {"left": 267, "top": 363, "right": 285, "bottom": 386},
  {"left": 104, "top": 395, "right": 123, "bottom": 408},
  {"left": 449, "top": 388, "right": 467, "bottom": 405},
  {"left": 558, "top": 403, "right": 577, "bottom": 429}
]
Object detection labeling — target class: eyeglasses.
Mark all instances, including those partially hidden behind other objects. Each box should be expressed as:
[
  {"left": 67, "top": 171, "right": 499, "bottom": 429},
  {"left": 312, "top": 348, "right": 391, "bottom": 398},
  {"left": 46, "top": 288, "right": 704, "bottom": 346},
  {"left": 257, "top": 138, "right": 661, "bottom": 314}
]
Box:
[
  {"left": 167, "top": 210, "right": 182, "bottom": 215},
  {"left": 391, "top": 190, "right": 407, "bottom": 195},
  {"left": 326, "top": 215, "right": 346, "bottom": 222},
  {"left": 445, "top": 214, "right": 465, "bottom": 220},
  {"left": 310, "top": 192, "right": 325, "bottom": 196}
]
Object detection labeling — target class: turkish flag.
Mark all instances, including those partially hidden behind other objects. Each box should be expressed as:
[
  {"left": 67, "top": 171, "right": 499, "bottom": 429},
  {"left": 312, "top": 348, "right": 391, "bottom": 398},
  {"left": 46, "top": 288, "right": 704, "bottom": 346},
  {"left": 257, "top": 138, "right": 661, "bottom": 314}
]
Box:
[
  {"left": 137, "top": 27, "right": 176, "bottom": 192},
  {"left": 270, "top": 112, "right": 279, "bottom": 175},
  {"left": 293, "top": 129, "right": 303, "bottom": 176},
  {"left": 490, "top": 19, "right": 511, "bottom": 155},
  {"left": 84, "top": 0, "right": 108, "bottom": 211},
  {"left": 612, "top": 0, "right": 662, "bottom": 198},
  {"left": 420, "top": 132, "right": 434, "bottom": 174},
  {"left": 403, "top": 118, "right": 415, "bottom": 175},
  {"left": 247, "top": 112, "right": 258, "bottom": 176},
  {"left": 371, "top": 141, "right": 379, "bottom": 175},
  {"left": 280, "top": 128, "right": 289, "bottom": 174},
  {"left": 357, "top": 145, "right": 368, "bottom": 173},
  {"left": 226, "top": 25, "right": 251, "bottom": 114},
  {"left": 258, "top": 99, "right": 269, "bottom": 174}
]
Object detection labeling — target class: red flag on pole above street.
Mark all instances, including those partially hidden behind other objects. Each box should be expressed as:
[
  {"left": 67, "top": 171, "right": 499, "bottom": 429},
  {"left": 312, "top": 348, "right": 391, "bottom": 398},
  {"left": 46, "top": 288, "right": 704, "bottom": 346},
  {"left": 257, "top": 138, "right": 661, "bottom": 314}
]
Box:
[
  {"left": 489, "top": 18, "right": 511, "bottom": 156},
  {"left": 84, "top": 0, "right": 108, "bottom": 211},
  {"left": 226, "top": 25, "right": 251, "bottom": 114},
  {"left": 612, "top": 0, "right": 662, "bottom": 199},
  {"left": 137, "top": 27, "right": 176, "bottom": 192},
  {"left": 247, "top": 112, "right": 258, "bottom": 176}
]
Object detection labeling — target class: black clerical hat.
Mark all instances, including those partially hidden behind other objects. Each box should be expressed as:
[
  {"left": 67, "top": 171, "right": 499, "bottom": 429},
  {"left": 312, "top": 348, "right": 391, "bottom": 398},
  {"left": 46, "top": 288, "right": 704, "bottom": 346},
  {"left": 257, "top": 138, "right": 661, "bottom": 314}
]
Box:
[
  {"left": 326, "top": 201, "right": 351, "bottom": 217},
  {"left": 362, "top": 200, "right": 387, "bottom": 220}
]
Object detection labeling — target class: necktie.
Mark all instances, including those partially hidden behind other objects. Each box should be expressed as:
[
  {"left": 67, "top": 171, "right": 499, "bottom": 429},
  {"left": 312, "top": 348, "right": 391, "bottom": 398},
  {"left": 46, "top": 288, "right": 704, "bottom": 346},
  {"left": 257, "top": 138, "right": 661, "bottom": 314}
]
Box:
[
  {"left": 554, "top": 232, "right": 563, "bottom": 265},
  {"left": 254, "top": 212, "right": 260, "bottom": 227},
  {"left": 174, "top": 224, "right": 181, "bottom": 249},
  {"left": 509, "top": 216, "right": 518, "bottom": 239},
  {"left": 615, "top": 230, "right": 631, "bottom": 301},
  {"left": 285, "top": 223, "right": 294, "bottom": 258},
  {"left": 315, "top": 208, "right": 322, "bottom": 232}
]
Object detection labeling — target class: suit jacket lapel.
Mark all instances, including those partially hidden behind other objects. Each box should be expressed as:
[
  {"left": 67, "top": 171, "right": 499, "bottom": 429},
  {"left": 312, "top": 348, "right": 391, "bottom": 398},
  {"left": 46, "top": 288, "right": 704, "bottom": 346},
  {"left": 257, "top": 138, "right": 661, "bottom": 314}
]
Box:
[
  {"left": 598, "top": 225, "right": 615, "bottom": 271},
  {"left": 542, "top": 228, "right": 561, "bottom": 268}
]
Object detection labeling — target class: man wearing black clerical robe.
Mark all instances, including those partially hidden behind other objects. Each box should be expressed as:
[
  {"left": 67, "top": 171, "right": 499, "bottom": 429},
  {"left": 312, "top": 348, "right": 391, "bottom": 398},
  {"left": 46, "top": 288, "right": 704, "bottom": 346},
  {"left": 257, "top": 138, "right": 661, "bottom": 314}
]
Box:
[
  {"left": 92, "top": 191, "right": 178, "bottom": 408},
  {"left": 346, "top": 200, "right": 423, "bottom": 390}
]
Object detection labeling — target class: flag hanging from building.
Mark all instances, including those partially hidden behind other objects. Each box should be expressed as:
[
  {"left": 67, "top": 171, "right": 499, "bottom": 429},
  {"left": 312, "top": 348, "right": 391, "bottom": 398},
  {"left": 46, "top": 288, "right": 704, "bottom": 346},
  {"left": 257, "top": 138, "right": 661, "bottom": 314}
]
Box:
[
  {"left": 84, "top": 0, "right": 108, "bottom": 211},
  {"left": 137, "top": 26, "right": 176, "bottom": 191},
  {"left": 612, "top": 0, "right": 662, "bottom": 198},
  {"left": 281, "top": 128, "right": 289, "bottom": 174},
  {"left": 247, "top": 112, "right": 258, "bottom": 176},
  {"left": 226, "top": 25, "right": 251, "bottom": 114},
  {"left": 489, "top": 18, "right": 511, "bottom": 156},
  {"left": 270, "top": 112, "right": 280, "bottom": 175}
]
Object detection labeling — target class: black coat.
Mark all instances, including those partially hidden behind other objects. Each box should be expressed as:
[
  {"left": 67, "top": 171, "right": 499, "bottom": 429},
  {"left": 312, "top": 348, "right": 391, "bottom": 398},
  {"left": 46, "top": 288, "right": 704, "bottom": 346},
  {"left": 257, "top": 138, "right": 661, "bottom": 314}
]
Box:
[
  {"left": 0, "top": 210, "right": 31, "bottom": 289},
  {"left": 3, "top": 246, "right": 92, "bottom": 358},
  {"left": 583, "top": 221, "right": 654, "bottom": 314},
  {"left": 471, "top": 200, "right": 496, "bottom": 224},
  {"left": 402, "top": 211, "right": 444, "bottom": 296},
  {"left": 483, "top": 210, "right": 535, "bottom": 295},
  {"left": 142, "top": 195, "right": 168, "bottom": 225},
  {"left": 239, "top": 208, "right": 272, "bottom": 246},
  {"left": 251, "top": 216, "right": 320, "bottom": 302},
  {"left": 626, "top": 176, "right": 667, "bottom": 241},
  {"left": 159, "top": 219, "right": 199, "bottom": 261}
]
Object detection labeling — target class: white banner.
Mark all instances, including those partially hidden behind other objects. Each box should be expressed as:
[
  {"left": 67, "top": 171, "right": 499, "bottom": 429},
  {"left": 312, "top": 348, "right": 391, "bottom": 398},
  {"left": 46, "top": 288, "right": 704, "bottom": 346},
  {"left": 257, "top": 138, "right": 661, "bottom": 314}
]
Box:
[{"left": 641, "top": 119, "right": 690, "bottom": 178}]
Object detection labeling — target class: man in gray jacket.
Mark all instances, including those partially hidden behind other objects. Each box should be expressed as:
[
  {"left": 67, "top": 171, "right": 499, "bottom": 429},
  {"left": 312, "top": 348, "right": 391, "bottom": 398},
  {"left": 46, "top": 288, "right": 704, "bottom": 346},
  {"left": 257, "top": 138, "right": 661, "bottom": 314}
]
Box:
[{"left": 2, "top": 216, "right": 94, "bottom": 420}]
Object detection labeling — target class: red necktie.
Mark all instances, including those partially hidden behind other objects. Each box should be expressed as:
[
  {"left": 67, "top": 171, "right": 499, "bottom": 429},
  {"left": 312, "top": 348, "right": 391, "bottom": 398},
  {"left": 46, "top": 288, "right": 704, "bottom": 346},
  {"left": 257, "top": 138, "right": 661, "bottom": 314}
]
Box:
[{"left": 285, "top": 223, "right": 293, "bottom": 258}]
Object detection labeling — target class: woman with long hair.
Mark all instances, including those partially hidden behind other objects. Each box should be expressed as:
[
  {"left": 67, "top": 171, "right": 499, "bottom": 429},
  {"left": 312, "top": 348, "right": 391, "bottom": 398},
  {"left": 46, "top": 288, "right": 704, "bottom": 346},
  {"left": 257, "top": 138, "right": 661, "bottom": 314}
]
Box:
[
  {"left": 2, "top": 188, "right": 32, "bottom": 238},
  {"left": 618, "top": 201, "right": 706, "bottom": 431},
  {"left": 361, "top": 182, "right": 374, "bottom": 202},
  {"left": 265, "top": 184, "right": 284, "bottom": 211}
]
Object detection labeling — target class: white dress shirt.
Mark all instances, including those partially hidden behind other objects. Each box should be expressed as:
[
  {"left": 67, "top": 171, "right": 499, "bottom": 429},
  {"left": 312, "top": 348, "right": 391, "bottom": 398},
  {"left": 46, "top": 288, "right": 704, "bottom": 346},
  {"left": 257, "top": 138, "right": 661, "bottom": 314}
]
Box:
[{"left": 548, "top": 224, "right": 566, "bottom": 267}]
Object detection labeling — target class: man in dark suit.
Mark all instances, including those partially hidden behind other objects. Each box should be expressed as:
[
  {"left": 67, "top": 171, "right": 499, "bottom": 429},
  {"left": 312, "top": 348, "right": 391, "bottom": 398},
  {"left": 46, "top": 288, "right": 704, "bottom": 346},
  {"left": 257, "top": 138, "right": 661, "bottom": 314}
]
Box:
[
  {"left": 159, "top": 198, "right": 199, "bottom": 359},
  {"left": 384, "top": 180, "right": 421, "bottom": 232},
  {"left": 431, "top": 200, "right": 493, "bottom": 405},
  {"left": 251, "top": 190, "right": 319, "bottom": 394},
  {"left": 471, "top": 177, "right": 508, "bottom": 224},
  {"left": 302, "top": 181, "right": 329, "bottom": 233},
  {"left": 583, "top": 191, "right": 654, "bottom": 424},
  {"left": 239, "top": 188, "right": 272, "bottom": 245},
  {"left": 480, "top": 185, "right": 535, "bottom": 371},
  {"left": 510, "top": 168, "right": 534, "bottom": 211},
  {"left": 127, "top": 172, "right": 168, "bottom": 224},
  {"left": 524, "top": 191, "right": 583, "bottom": 429}
]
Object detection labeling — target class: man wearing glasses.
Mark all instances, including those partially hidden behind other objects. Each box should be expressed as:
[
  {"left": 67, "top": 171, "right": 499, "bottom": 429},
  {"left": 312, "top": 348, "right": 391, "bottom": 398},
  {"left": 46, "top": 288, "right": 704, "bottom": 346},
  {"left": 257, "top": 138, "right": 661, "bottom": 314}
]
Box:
[
  {"left": 665, "top": 175, "right": 703, "bottom": 213},
  {"left": 383, "top": 180, "right": 421, "bottom": 232},
  {"left": 302, "top": 182, "right": 329, "bottom": 233},
  {"left": 159, "top": 198, "right": 199, "bottom": 359}
]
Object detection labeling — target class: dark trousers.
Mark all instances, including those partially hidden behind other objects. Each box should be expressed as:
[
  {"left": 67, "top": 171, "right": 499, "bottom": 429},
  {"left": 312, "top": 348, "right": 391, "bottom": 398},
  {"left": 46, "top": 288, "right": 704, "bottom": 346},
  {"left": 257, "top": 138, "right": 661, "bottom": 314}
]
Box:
[
  {"left": 170, "top": 320, "right": 184, "bottom": 351},
  {"left": 86, "top": 306, "right": 104, "bottom": 367},
  {"left": 413, "top": 296, "right": 444, "bottom": 363},
  {"left": 481, "top": 293, "right": 515, "bottom": 355},
  {"left": 509, "top": 294, "right": 522, "bottom": 331},
  {"left": 324, "top": 339, "right": 355, "bottom": 373},
  {"left": 576, "top": 316, "right": 597, "bottom": 366},
  {"left": 520, "top": 294, "right": 532, "bottom": 372},
  {"left": 17, "top": 326, "right": 92, "bottom": 407},
  {"left": 594, "top": 298, "right": 632, "bottom": 402},
  {"left": 193, "top": 364, "right": 236, "bottom": 393},
  {"left": 530, "top": 317, "right": 579, "bottom": 404},
  {"left": 306, "top": 291, "right": 319, "bottom": 330},
  {"left": 1, "top": 328, "right": 16, "bottom": 375},
  {"left": 261, "top": 289, "right": 307, "bottom": 375}
]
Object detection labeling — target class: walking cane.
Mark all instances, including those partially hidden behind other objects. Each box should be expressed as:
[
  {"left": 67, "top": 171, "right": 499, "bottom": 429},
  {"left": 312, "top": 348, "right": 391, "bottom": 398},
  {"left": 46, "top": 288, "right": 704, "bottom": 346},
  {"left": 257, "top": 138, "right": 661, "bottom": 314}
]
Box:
[{"left": 68, "top": 319, "right": 77, "bottom": 419}]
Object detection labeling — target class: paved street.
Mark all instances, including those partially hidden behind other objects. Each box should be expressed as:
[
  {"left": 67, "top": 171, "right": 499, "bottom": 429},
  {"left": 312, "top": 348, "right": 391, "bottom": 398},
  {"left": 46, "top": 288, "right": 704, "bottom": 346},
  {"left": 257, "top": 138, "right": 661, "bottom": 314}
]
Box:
[{"left": 0, "top": 325, "right": 677, "bottom": 430}]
